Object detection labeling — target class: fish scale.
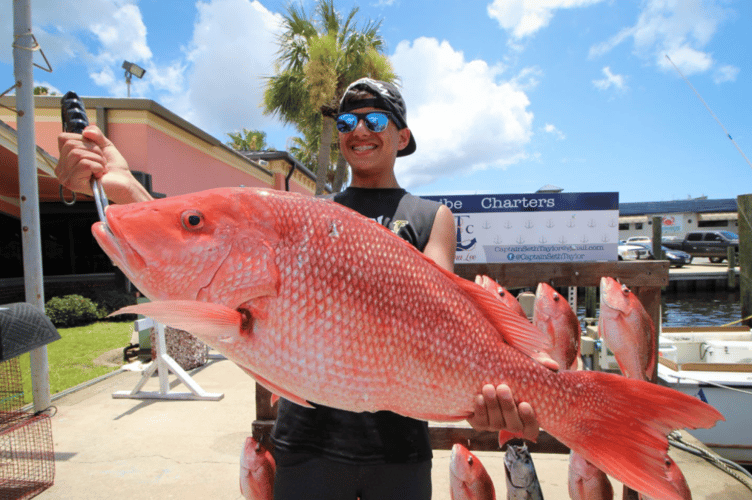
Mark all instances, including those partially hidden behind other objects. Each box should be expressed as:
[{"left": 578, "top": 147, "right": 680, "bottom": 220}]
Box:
[{"left": 100, "top": 187, "right": 723, "bottom": 500}]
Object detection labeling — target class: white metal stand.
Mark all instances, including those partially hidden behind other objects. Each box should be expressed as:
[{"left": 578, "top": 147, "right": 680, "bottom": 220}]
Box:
[{"left": 112, "top": 318, "right": 223, "bottom": 401}]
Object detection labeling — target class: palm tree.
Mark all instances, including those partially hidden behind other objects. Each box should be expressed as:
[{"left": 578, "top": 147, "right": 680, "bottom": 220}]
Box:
[
  {"left": 226, "top": 129, "right": 268, "bottom": 151},
  {"left": 263, "top": 0, "right": 395, "bottom": 194}
]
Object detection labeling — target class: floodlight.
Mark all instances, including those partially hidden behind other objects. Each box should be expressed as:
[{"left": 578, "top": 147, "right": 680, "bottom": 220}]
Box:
[{"left": 122, "top": 60, "right": 146, "bottom": 97}]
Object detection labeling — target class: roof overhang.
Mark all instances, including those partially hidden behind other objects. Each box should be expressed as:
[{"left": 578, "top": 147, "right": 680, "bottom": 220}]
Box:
[
  {"left": 697, "top": 212, "right": 738, "bottom": 221},
  {"left": 0, "top": 119, "right": 77, "bottom": 219}
]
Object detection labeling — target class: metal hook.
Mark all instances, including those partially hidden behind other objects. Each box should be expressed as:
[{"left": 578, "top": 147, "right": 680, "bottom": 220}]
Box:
[{"left": 59, "top": 185, "right": 76, "bottom": 206}]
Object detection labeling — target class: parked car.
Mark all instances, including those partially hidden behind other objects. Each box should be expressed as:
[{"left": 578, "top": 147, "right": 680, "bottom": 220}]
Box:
[
  {"left": 633, "top": 243, "right": 692, "bottom": 267},
  {"left": 617, "top": 243, "right": 651, "bottom": 261},
  {"left": 626, "top": 236, "right": 652, "bottom": 244},
  {"left": 661, "top": 230, "right": 739, "bottom": 263}
]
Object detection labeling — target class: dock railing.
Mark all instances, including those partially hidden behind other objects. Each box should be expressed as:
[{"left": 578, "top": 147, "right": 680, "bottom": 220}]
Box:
[{"left": 251, "top": 260, "right": 669, "bottom": 456}]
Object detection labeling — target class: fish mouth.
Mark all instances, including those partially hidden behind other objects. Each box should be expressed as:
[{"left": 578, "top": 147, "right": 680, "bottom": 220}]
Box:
[{"left": 92, "top": 218, "right": 147, "bottom": 285}]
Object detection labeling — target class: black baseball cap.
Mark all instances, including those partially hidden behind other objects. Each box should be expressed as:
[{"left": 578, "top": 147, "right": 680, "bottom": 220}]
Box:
[{"left": 338, "top": 78, "right": 416, "bottom": 157}]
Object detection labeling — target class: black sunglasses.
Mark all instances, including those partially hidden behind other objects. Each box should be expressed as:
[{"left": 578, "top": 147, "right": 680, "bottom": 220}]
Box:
[{"left": 336, "top": 111, "right": 396, "bottom": 134}]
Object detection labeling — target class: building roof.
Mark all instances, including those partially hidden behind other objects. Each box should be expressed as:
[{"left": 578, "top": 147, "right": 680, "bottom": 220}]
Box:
[{"left": 619, "top": 198, "right": 738, "bottom": 216}]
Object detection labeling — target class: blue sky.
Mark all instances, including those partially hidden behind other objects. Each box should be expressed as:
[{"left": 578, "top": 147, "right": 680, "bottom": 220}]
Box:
[{"left": 2, "top": 0, "right": 750, "bottom": 203}]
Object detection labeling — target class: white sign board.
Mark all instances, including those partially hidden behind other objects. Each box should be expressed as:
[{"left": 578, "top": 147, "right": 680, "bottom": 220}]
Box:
[{"left": 423, "top": 192, "right": 620, "bottom": 264}]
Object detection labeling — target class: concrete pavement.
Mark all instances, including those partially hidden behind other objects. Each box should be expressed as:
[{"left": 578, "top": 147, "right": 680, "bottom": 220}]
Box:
[{"left": 33, "top": 354, "right": 752, "bottom": 499}]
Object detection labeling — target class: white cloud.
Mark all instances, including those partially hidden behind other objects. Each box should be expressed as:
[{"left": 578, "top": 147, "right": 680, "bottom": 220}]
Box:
[
  {"left": 592, "top": 66, "right": 627, "bottom": 92},
  {"left": 590, "top": 0, "right": 734, "bottom": 78},
  {"left": 659, "top": 46, "right": 712, "bottom": 75},
  {"left": 390, "top": 37, "right": 534, "bottom": 188},
  {"left": 487, "top": 0, "right": 605, "bottom": 39},
  {"left": 543, "top": 123, "right": 565, "bottom": 140},
  {"left": 171, "top": 0, "right": 284, "bottom": 134},
  {"left": 713, "top": 64, "right": 739, "bottom": 84}
]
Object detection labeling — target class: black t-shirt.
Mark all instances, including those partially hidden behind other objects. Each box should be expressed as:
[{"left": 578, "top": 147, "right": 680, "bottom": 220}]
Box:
[{"left": 271, "top": 187, "right": 443, "bottom": 465}]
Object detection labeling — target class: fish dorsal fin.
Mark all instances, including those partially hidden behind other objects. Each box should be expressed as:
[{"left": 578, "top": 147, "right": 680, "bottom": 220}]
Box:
[
  {"left": 362, "top": 219, "right": 552, "bottom": 360},
  {"left": 453, "top": 275, "right": 552, "bottom": 358},
  {"left": 408, "top": 249, "right": 551, "bottom": 358}
]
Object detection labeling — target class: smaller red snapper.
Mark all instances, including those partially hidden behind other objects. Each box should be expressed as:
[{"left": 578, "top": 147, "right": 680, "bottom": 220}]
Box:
[
  {"left": 475, "top": 275, "right": 528, "bottom": 319},
  {"left": 240, "top": 436, "right": 275, "bottom": 500},
  {"left": 598, "top": 277, "right": 656, "bottom": 381},
  {"left": 568, "top": 451, "right": 614, "bottom": 500},
  {"left": 532, "top": 283, "right": 581, "bottom": 371},
  {"left": 450, "top": 444, "right": 496, "bottom": 500}
]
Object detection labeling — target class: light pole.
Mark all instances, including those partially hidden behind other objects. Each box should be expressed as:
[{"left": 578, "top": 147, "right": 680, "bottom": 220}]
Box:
[{"left": 122, "top": 60, "right": 146, "bottom": 97}]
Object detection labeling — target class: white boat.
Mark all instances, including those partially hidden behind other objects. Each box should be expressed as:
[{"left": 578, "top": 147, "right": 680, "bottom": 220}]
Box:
[{"left": 656, "top": 326, "right": 752, "bottom": 466}]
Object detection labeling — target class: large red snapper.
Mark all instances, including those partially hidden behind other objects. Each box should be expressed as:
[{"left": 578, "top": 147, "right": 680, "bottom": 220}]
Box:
[
  {"left": 100, "top": 188, "right": 722, "bottom": 500},
  {"left": 532, "top": 282, "right": 581, "bottom": 371},
  {"left": 598, "top": 277, "right": 656, "bottom": 381}
]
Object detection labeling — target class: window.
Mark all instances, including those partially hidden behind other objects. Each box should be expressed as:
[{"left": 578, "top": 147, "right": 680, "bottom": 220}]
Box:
[
  {"left": 619, "top": 223, "right": 630, "bottom": 230},
  {"left": 635, "top": 223, "right": 643, "bottom": 230},
  {"left": 698, "top": 220, "right": 729, "bottom": 228}
]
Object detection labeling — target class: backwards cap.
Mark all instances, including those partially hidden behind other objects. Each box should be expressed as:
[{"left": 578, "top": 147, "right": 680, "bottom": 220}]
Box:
[{"left": 338, "top": 78, "right": 416, "bottom": 157}]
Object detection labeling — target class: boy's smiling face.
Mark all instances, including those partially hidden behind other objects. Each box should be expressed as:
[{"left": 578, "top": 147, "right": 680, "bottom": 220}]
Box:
[{"left": 338, "top": 105, "right": 411, "bottom": 187}]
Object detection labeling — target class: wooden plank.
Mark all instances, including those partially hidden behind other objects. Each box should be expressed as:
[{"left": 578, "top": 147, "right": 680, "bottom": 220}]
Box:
[
  {"left": 250, "top": 420, "right": 569, "bottom": 454},
  {"left": 663, "top": 326, "right": 750, "bottom": 333},
  {"left": 455, "top": 261, "right": 669, "bottom": 288}
]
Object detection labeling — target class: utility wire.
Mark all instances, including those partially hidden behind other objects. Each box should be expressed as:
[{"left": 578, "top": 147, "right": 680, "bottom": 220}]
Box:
[{"left": 665, "top": 54, "right": 752, "bottom": 170}]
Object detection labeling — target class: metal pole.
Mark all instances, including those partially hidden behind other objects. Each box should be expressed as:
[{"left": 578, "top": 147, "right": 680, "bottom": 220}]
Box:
[{"left": 14, "top": 0, "right": 51, "bottom": 412}]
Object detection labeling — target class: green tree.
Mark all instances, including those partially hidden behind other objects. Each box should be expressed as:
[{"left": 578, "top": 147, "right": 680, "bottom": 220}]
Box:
[
  {"left": 226, "top": 129, "right": 268, "bottom": 151},
  {"left": 263, "top": 0, "right": 395, "bottom": 194}
]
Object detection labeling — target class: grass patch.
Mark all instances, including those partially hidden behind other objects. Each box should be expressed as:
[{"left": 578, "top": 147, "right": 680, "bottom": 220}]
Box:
[{"left": 18, "top": 321, "right": 134, "bottom": 405}]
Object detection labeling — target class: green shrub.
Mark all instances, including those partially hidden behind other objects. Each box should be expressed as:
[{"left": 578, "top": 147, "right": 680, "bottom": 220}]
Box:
[
  {"left": 45, "top": 294, "right": 101, "bottom": 327},
  {"left": 85, "top": 289, "right": 137, "bottom": 318}
]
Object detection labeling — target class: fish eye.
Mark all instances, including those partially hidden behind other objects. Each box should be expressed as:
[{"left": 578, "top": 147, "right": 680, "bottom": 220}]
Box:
[
  {"left": 181, "top": 210, "right": 204, "bottom": 230},
  {"left": 467, "top": 456, "right": 473, "bottom": 466}
]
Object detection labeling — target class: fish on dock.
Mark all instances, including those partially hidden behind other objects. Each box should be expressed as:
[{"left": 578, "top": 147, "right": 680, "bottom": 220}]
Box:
[
  {"left": 568, "top": 450, "right": 613, "bottom": 500},
  {"left": 450, "top": 443, "right": 496, "bottom": 500},
  {"left": 504, "top": 443, "right": 544, "bottom": 500},
  {"left": 239, "top": 436, "right": 275, "bottom": 500},
  {"left": 101, "top": 187, "right": 723, "bottom": 500}
]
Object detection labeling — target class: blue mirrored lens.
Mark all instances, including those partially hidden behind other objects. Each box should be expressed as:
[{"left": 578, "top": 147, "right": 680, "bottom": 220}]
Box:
[
  {"left": 364, "top": 113, "right": 389, "bottom": 132},
  {"left": 336, "top": 112, "right": 391, "bottom": 133},
  {"left": 336, "top": 114, "right": 358, "bottom": 133}
]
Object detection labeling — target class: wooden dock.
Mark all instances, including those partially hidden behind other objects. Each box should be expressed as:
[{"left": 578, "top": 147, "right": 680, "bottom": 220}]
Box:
[{"left": 666, "top": 258, "right": 740, "bottom": 292}]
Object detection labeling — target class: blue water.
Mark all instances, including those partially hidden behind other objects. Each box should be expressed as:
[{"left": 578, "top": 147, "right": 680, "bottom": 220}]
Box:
[
  {"left": 577, "top": 290, "right": 744, "bottom": 328},
  {"left": 661, "top": 290, "right": 743, "bottom": 327}
]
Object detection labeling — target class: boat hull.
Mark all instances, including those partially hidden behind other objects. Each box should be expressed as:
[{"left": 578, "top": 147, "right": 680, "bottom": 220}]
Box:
[{"left": 658, "top": 362, "right": 752, "bottom": 465}]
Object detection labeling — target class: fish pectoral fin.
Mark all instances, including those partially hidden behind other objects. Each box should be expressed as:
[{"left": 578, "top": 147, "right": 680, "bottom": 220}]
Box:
[
  {"left": 112, "top": 300, "right": 243, "bottom": 340},
  {"left": 238, "top": 366, "right": 314, "bottom": 409}
]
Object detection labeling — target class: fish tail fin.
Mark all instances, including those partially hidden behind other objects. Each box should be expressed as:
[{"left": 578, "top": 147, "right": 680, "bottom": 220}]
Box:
[{"left": 550, "top": 370, "right": 723, "bottom": 500}]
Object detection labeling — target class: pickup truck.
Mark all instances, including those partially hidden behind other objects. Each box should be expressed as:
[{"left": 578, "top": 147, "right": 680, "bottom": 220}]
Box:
[{"left": 662, "top": 230, "right": 739, "bottom": 263}]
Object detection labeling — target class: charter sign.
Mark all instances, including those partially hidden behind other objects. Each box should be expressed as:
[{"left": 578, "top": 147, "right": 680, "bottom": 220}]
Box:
[{"left": 424, "top": 192, "right": 619, "bottom": 264}]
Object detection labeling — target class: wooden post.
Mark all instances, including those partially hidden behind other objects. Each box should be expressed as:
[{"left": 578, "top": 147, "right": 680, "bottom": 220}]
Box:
[
  {"left": 728, "top": 246, "right": 737, "bottom": 289},
  {"left": 585, "top": 286, "right": 597, "bottom": 319},
  {"left": 738, "top": 195, "right": 752, "bottom": 327},
  {"left": 652, "top": 216, "right": 663, "bottom": 260}
]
